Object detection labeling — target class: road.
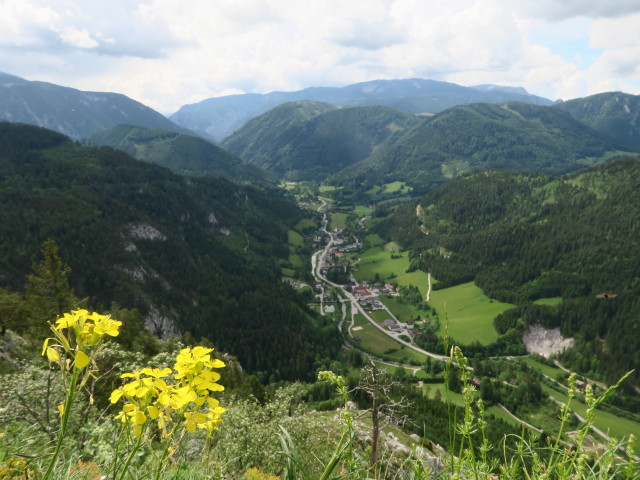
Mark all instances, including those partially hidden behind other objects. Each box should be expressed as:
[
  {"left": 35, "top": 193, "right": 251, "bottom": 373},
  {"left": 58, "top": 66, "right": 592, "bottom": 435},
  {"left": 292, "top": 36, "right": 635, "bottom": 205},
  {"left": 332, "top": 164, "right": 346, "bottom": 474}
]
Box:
[{"left": 311, "top": 201, "right": 446, "bottom": 362}]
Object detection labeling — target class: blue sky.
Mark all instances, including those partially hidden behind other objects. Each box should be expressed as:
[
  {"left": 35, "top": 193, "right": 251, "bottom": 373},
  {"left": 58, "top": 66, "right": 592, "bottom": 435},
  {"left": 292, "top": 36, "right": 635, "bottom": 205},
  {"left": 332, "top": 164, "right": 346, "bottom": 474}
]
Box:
[{"left": 1, "top": 0, "right": 639, "bottom": 114}]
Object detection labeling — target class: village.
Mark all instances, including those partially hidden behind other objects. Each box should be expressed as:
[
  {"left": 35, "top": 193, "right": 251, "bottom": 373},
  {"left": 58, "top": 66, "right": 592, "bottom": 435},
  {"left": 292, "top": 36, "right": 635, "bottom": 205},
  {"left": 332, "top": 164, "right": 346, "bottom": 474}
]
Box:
[{"left": 313, "top": 224, "right": 428, "bottom": 345}]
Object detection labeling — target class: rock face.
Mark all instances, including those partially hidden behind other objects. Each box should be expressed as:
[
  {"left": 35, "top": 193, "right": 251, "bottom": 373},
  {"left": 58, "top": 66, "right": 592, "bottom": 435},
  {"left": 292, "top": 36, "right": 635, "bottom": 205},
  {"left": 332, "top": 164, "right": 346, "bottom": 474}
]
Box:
[{"left": 523, "top": 325, "right": 574, "bottom": 357}]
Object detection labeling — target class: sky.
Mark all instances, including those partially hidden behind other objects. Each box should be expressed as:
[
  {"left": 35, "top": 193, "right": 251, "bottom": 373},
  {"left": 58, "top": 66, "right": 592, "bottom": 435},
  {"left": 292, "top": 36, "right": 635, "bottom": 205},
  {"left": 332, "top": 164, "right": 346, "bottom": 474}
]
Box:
[{"left": 1, "top": 0, "right": 639, "bottom": 115}]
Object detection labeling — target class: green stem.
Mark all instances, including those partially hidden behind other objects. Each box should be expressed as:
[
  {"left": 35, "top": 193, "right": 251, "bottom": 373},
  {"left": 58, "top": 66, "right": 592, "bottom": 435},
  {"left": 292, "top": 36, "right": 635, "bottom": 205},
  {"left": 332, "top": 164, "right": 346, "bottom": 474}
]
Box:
[
  {"left": 42, "top": 366, "right": 80, "bottom": 480},
  {"left": 118, "top": 429, "right": 144, "bottom": 480}
]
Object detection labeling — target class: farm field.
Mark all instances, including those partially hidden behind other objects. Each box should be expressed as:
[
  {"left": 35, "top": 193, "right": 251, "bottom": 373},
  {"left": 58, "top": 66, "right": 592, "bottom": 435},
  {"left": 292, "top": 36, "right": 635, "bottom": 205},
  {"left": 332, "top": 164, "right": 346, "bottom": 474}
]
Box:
[{"left": 429, "top": 282, "right": 514, "bottom": 345}]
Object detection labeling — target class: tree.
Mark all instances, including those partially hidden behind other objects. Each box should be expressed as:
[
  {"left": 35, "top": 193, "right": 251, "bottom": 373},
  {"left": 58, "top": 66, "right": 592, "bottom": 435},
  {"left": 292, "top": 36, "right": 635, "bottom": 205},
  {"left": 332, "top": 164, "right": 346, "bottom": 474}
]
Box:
[
  {"left": 24, "top": 239, "right": 83, "bottom": 335},
  {"left": 352, "top": 360, "right": 409, "bottom": 470}
]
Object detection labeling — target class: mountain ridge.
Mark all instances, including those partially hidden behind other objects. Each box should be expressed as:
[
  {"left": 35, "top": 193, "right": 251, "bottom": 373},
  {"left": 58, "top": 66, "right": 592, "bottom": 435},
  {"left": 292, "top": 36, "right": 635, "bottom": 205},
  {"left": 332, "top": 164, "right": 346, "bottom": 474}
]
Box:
[
  {"left": 170, "top": 77, "right": 553, "bottom": 140},
  {"left": 0, "top": 73, "right": 193, "bottom": 140}
]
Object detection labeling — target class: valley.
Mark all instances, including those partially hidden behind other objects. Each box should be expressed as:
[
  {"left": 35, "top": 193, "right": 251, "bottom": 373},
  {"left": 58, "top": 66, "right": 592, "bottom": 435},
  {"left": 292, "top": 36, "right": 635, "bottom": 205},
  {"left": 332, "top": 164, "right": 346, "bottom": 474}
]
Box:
[
  {"left": 300, "top": 180, "right": 640, "bottom": 456},
  {"left": 1, "top": 75, "right": 639, "bottom": 478}
]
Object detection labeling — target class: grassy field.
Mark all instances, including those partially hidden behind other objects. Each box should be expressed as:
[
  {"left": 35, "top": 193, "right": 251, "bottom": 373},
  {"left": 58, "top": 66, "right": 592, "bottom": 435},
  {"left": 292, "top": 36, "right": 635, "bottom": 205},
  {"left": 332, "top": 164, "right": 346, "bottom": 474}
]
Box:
[
  {"left": 533, "top": 297, "right": 563, "bottom": 306},
  {"left": 329, "top": 212, "right": 349, "bottom": 230},
  {"left": 394, "top": 271, "right": 429, "bottom": 297},
  {"left": 429, "top": 282, "right": 514, "bottom": 345},
  {"left": 288, "top": 254, "right": 304, "bottom": 268},
  {"left": 295, "top": 218, "right": 317, "bottom": 231},
  {"left": 353, "top": 247, "right": 410, "bottom": 282},
  {"left": 353, "top": 205, "right": 374, "bottom": 216},
  {"left": 319, "top": 185, "right": 341, "bottom": 193},
  {"left": 520, "top": 357, "right": 565, "bottom": 380},
  {"left": 541, "top": 384, "right": 640, "bottom": 440},
  {"left": 379, "top": 296, "right": 425, "bottom": 323},
  {"left": 366, "top": 182, "right": 413, "bottom": 196},
  {"left": 350, "top": 313, "right": 427, "bottom": 364},
  {"left": 288, "top": 229, "right": 304, "bottom": 247},
  {"left": 381, "top": 181, "right": 413, "bottom": 194}
]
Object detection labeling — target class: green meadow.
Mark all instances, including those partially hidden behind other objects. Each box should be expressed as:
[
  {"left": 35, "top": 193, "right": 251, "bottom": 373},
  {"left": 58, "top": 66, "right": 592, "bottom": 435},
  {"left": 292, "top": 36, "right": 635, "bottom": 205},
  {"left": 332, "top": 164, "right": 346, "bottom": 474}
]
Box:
[
  {"left": 541, "top": 384, "right": 640, "bottom": 440},
  {"left": 533, "top": 297, "right": 563, "bottom": 306},
  {"left": 288, "top": 229, "right": 304, "bottom": 247},
  {"left": 353, "top": 205, "right": 374, "bottom": 216},
  {"left": 350, "top": 313, "right": 426, "bottom": 364},
  {"left": 429, "top": 282, "right": 514, "bottom": 345},
  {"left": 329, "top": 212, "right": 349, "bottom": 230},
  {"left": 353, "top": 246, "right": 410, "bottom": 282},
  {"left": 379, "top": 295, "right": 426, "bottom": 323}
]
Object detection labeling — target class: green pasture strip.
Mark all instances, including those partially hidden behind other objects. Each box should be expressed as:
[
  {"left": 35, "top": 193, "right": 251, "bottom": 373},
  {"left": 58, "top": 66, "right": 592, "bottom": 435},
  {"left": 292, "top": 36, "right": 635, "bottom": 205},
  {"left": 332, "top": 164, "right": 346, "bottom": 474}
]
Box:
[
  {"left": 295, "top": 218, "right": 317, "bottom": 230},
  {"left": 353, "top": 205, "right": 374, "bottom": 216},
  {"left": 288, "top": 229, "right": 304, "bottom": 247},
  {"left": 382, "top": 181, "right": 413, "bottom": 194},
  {"left": 353, "top": 248, "right": 410, "bottom": 282},
  {"left": 423, "top": 383, "right": 465, "bottom": 406},
  {"left": 288, "top": 254, "right": 304, "bottom": 268},
  {"left": 329, "top": 212, "right": 348, "bottom": 230},
  {"left": 520, "top": 357, "right": 564, "bottom": 380},
  {"left": 379, "top": 296, "right": 424, "bottom": 323},
  {"left": 351, "top": 312, "right": 426, "bottom": 364},
  {"left": 486, "top": 406, "right": 522, "bottom": 427},
  {"left": 387, "top": 345, "right": 427, "bottom": 364},
  {"left": 319, "top": 185, "right": 339, "bottom": 192},
  {"left": 364, "top": 233, "right": 385, "bottom": 247},
  {"left": 533, "top": 297, "right": 563, "bottom": 306},
  {"left": 394, "top": 271, "right": 429, "bottom": 297},
  {"left": 541, "top": 384, "right": 640, "bottom": 440},
  {"left": 281, "top": 267, "right": 296, "bottom": 277},
  {"left": 430, "top": 282, "right": 513, "bottom": 345}
]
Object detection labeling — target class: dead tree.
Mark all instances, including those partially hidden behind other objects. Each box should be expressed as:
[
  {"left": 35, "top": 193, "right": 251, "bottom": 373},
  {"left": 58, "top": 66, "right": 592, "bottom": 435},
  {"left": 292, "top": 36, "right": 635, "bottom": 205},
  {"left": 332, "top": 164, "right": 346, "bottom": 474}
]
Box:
[{"left": 352, "top": 359, "right": 410, "bottom": 470}]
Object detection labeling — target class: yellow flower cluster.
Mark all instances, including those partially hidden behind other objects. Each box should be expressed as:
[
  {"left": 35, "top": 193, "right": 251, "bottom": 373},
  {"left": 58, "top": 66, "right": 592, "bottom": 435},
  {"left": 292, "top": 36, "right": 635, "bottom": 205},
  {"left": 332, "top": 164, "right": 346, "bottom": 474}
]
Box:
[
  {"left": 110, "top": 346, "right": 226, "bottom": 437},
  {"left": 42, "top": 309, "right": 122, "bottom": 369}
]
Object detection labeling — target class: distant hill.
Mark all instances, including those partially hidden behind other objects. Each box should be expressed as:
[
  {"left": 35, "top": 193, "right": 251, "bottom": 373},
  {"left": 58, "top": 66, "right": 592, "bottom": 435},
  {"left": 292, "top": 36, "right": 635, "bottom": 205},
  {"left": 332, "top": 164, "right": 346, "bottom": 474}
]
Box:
[
  {"left": 0, "top": 122, "right": 339, "bottom": 381},
  {"left": 554, "top": 92, "right": 640, "bottom": 149},
  {"left": 0, "top": 72, "right": 192, "bottom": 140},
  {"left": 85, "top": 125, "right": 272, "bottom": 184},
  {"left": 170, "top": 78, "right": 553, "bottom": 140},
  {"left": 226, "top": 100, "right": 632, "bottom": 188},
  {"left": 377, "top": 158, "right": 640, "bottom": 386},
  {"left": 331, "top": 101, "right": 633, "bottom": 189},
  {"left": 222, "top": 102, "right": 420, "bottom": 180}
]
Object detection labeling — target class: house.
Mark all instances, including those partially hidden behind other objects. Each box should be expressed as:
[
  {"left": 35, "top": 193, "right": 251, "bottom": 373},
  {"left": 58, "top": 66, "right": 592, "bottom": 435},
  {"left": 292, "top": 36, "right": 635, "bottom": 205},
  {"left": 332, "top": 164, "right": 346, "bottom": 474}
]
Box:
[{"left": 383, "top": 319, "right": 400, "bottom": 331}]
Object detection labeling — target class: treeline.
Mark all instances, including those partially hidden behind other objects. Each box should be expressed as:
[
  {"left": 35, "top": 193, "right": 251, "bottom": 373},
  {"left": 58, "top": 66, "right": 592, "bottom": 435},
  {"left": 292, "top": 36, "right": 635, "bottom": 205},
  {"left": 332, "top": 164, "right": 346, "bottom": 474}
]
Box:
[
  {"left": 376, "top": 158, "right": 640, "bottom": 386},
  {"left": 0, "top": 123, "right": 340, "bottom": 381}
]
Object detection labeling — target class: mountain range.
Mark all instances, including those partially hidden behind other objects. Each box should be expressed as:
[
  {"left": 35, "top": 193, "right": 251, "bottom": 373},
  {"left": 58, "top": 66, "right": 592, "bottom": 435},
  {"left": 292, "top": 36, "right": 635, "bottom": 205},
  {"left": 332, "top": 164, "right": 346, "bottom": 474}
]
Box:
[
  {"left": 0, "top": 72, "right": 191, "bottom": 140},
  {"left": 223, "top": 99, "right": 635, "bottom": 187},
  {"left": 170, "top": 77, "right": 554, "bottom": 140}
]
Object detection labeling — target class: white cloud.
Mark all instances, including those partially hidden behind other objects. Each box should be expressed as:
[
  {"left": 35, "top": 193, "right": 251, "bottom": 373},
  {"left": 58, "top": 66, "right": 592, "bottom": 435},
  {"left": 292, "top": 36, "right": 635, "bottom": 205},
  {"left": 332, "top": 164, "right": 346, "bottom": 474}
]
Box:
[
  {"left": 58, "top": 26, "right": 99, "bottom": 49},
  {"left": 0, "top": 0, "right": 638, "bottom": 113}
]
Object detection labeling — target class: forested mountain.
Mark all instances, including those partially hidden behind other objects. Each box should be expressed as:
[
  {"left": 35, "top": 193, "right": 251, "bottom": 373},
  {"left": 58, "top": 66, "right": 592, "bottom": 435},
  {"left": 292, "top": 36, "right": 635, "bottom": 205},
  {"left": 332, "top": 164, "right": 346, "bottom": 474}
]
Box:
[
  {"left": 85, "top": 124, "right": 272, "bottom": 184},
  {"left": 0, "top": 72, "right": 192, "bottom": 139},
  {"left": 222, "top": 103, "right": 420, "bottom": 180},
  {"left": 170, "top": 78, "right": 552, "bottom": 140},
  {"left": 0, "top": 122, "right": 340, "bottom": 381},
  {"left": 333, "top": 101, "right": 631, "bottom": 189},
  {"left": 221, "top": 101, "right": 337, "bottom": 163},
  {"left": 376, "top": 158, "right": 640, "bottom": 387},
  {"left": 554, "top": 92, "right": 640, "bottom": 149}
]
